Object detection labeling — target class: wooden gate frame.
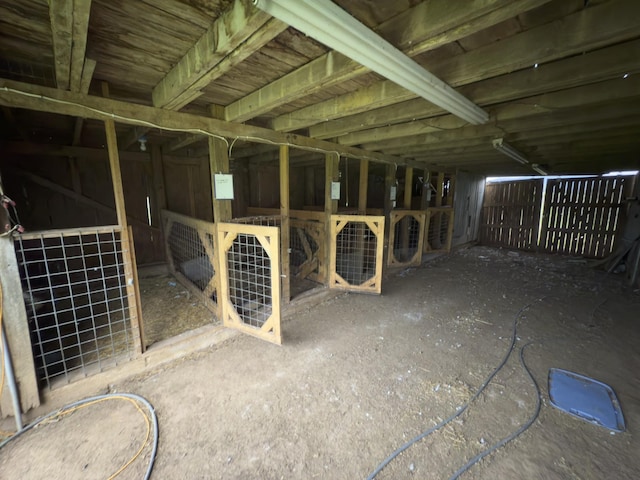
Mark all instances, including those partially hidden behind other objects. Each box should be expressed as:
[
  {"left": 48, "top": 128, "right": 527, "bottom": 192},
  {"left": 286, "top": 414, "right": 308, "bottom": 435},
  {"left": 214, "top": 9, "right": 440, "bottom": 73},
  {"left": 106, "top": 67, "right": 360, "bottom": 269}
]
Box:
[
  {"left": 217, "top": 222, "right": 282, "bottom": 345},
  {"left": 329, "top": 215, "right": 385, "bottom": 294},
  {"left": 388, "top": 210, "right": 426, "bottom": 267},
  {"left": 161, "top": 209, "right": 220, "bottom": 317}
]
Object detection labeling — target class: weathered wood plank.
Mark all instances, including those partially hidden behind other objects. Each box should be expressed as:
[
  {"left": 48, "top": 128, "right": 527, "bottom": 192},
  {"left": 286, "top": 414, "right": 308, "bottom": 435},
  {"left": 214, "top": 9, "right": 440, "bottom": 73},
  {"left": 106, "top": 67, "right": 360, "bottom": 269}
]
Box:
[
  {"left": 152, "top": 0, "right": 286, "bottom": 110},
  {"left": 69, "top": 0, "right": 92, "bottom": 93},
  {"left": 48, "top": 0, "right": 74, "bottom": 90},
  {"left": 0, "top": 78, "right": 412, "bottom": 166}
]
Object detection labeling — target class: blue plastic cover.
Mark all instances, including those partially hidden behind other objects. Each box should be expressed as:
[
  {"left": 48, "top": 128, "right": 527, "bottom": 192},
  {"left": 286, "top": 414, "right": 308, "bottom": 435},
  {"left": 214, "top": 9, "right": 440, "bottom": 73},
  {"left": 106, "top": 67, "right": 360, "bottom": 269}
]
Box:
[{"left": 548, "top": 368, "right": 625, "bottom": 432}]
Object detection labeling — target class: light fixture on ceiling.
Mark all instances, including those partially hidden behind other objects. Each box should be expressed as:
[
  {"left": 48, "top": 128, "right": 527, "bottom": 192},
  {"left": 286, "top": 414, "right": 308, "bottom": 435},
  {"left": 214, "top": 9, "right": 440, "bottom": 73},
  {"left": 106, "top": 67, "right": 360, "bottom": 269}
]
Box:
[
  {"left": 492, "top": 138, "right": 529, "bottom": 165},
  {"left": 138, "top": 135, "right": 148, "bottom": 152},
  {"left": 251, "top": 0, "right": 488, "bottom": 125},
  {"left": 531, "top": 164, "right": 548, "bottom": 176}
]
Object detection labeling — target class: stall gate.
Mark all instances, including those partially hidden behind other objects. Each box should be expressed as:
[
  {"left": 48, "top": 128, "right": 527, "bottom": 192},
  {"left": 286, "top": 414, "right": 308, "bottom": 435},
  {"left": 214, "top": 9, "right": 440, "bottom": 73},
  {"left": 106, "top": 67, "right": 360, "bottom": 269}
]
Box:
[
  {"left": 14, "top": 226, "right": 141, "bottom": 390},
  {"left": 388, "top": 210, "right": 426, "bottom": 267},
  {"left": 329, "top": 215, "right": 385, "bottom": 294},
  {"left": 217, "top": 222, "right": 281, "bottom": 344}
]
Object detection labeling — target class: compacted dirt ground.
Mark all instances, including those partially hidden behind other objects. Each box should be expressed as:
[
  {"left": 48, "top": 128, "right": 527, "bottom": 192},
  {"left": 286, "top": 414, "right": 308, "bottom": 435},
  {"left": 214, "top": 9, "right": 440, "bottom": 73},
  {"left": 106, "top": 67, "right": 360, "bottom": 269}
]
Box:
[{"left": 1, "top": 246, "right": 639, "bottom": 479}]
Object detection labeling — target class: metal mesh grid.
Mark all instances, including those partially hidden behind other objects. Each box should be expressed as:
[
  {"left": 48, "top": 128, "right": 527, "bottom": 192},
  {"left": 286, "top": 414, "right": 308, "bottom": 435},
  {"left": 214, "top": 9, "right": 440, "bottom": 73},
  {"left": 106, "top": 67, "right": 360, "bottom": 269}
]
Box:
[
  {"left": 392, "top": 214, "right": 421, "bottom": 263},
  {"left": 227, "top": 234, "right": 273, "bottom": 328},
  {"left": 336, "top": 221, "right": 378, "bottom": 285},
  {"left": 14, "top": 229, "right": 135, "bottom": 390},
  {"left": 426, "top": 210, "right": 452, "bottom": 252},
  {"left": 167, "top": 221, "right": 216, "bottom": 303}
]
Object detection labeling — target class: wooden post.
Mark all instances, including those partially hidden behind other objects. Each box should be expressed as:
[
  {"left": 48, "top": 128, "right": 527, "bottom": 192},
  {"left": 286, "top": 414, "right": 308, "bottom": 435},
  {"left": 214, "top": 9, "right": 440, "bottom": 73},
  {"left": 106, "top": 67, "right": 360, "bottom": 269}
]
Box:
[
  {"left": 150, "top": 143, "right": 167, "bottom": 226},
  {"left": 0, "top": 237, "right": 40, "bottom": 416},
  {"left": 209, "top": 136, "right": 232, "bottom": 223},
  {"left": 280, "top": 145, "right": 291, "bottom": 303},
  {"left": 128, "top": 225, "right": 146, "bottom": 352},
  {"left": 208, "top": 136, "right": 230, "bottom": 320},
  {"left": 101, "top": 81, "right": 142, "bottom": 356},
  {"left": 358, "top": 159, "right": 369, "bottom": 215},
  {"left": 324, "top": 152, "right": 339, "bottom": 284},
  {"left": 400, "top": 166, "right": 414, "bottom": 255},
  {"left": 383, "top": 164, "right": 396, "bottom": 264}
]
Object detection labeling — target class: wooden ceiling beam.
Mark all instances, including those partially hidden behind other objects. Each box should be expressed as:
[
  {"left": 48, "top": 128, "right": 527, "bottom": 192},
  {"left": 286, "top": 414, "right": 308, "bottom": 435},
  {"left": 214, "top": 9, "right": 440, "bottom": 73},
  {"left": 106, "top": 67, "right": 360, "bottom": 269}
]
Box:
[
  {"left": 364, "top": 78, "right": 640, "bottom": 153},
  {"left": 0, "top": 78, "right": 412, "bottom": 167},
  {"left": 48, "top": 0, "right": 74, "bottom": 90},
  {"left": 274, "top": 0, "right": 638, "bottom": 133},
  {"left": 152, "top": 0, "right": 286, "bottom": 110},
  {"left": 334, "top": 39, "right": 640, "bottom": 146},
  {"left": 225, "top": 0, "right": 551, "bottom": 122},
  {"left": 69, "top": 0, "right": 92, "bottom": 93}
]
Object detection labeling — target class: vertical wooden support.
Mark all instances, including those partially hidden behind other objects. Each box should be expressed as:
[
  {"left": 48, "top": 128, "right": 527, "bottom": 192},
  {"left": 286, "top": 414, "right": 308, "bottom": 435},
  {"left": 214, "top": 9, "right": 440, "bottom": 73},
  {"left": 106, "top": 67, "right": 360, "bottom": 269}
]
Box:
[
  {"left": 324, "top": 152, "right": 339, "bottom": 284},
  {"left": 447, "top": 172, "right": 457, "bottom": 207},
  {"left": 128, "top": 225, "right": 146, "bottom": 353},
  {"left": 209, "top": 136, "right": 232, "bottom": 223},
  {"left": 279, "top": 145, "right": 291, "bottom": 303},
  {"left": 358, "top": 159, "right": 369, "bottom": 215},
  {"left": 436, "top": 172, "right": 445, "bottom": 207},
  {"left": 150, "top": 143, "right": 167, "bottom": 226},
  {"left": 101, "top": 81, "right": 141, "bottom": 356},
  {"left": 383, "top": 164, "right": 396, "bottom": 264},
  {"left": 209, "top": 136, "right": 230, "bottom": 319},
  {"left": 0, "top": 237, "right": 40, "bottom": 417},
  {"left": 401, "top": 167, "right": 414, "bottom": 253}
]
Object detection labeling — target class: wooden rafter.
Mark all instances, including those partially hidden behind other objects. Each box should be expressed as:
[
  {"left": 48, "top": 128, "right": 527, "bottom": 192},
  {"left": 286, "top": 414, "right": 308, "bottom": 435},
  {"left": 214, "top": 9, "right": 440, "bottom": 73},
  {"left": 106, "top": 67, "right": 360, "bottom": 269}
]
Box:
[
  {"left": 48, "top": 0, "right": 73, "bottom": 90},
  {"left": 272, "top": 0, "right": 639, "bottom": 133},
  {"left": 224, "top": 0, "right": 551, "bottom": 123},
  {"left": 0, "top": 78, "right": 413, "bottom": 167},
  {"left": 152, "top": 0, "right": 286, "bottom": 110}
]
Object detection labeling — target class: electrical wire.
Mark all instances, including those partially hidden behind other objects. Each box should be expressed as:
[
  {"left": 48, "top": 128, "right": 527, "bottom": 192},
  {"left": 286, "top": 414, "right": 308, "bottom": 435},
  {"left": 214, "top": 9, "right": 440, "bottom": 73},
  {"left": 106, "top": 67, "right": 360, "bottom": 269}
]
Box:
[
  {"left": 0, "top": 393, "right": 159, "bottom": 480},
  {"left": 367, "top": 297, "right": 545, "bottom": 480},
  {"left": 0, "top": 86, "right": 393, "bottom": 164},
  {"left": 447, "top": 342, "right": 541, "bottom": 479}
]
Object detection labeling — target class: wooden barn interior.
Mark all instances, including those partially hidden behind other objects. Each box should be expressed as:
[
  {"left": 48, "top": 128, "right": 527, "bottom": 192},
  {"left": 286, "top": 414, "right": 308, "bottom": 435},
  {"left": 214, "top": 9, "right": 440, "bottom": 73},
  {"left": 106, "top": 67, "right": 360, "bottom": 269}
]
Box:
[{"left": 0, "top": 0, "right": 639, "bottom": 433}]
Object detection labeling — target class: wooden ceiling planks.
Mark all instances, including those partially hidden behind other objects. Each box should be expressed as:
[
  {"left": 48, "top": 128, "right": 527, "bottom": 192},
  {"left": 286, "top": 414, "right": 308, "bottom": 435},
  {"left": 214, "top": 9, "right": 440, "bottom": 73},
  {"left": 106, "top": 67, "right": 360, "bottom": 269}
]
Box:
[{"left": 0, "top": 0, "right": 637, "bottom": 175}]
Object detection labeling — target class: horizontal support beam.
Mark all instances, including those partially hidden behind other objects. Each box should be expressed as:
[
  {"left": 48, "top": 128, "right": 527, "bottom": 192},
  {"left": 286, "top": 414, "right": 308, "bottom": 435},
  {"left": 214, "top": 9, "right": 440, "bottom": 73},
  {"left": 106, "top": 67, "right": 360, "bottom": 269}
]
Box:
[{"left": 0, "top": 78, "right": 412, "bottom": 166}]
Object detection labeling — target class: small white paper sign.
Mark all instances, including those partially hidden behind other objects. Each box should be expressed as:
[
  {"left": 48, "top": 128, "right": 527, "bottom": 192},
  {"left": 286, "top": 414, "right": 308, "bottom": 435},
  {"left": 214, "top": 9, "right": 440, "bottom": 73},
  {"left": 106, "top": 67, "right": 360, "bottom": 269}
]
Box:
[
  {"left": 331, "top": 181, "right": 341, "bottom": 200},
  {"left": 214, "top": 174, "right": 234, "bottom": 200},
  {"left": 390, "top": 185, "right": 397, "bottom": 201}
]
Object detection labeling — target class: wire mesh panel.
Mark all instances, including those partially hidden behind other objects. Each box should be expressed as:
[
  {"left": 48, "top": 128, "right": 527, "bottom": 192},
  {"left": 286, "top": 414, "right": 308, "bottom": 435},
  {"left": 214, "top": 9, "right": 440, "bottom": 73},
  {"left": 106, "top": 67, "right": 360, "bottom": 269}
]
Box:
[
  {"left": 14, "top": 226, "right": 139, "bottom": 390},
  {"left": 162, "top": 210, "right": 218, "bottom": 315},
  {"left": 217, "top": 222, "right": 281, "bottom": 344},
  {"left": 424, "top": 208, "right": 455, "bottom": 253},
  {"left": 388, "top": 211, "right": 426, "bottom": 267},
  {"left": 330, "top": 215, "right": 385, "bottom": 294}
]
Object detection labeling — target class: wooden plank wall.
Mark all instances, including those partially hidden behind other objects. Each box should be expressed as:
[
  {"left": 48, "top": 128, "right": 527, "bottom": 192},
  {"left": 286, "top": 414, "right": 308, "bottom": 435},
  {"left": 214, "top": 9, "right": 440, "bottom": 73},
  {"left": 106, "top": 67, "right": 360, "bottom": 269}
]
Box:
[
  {"left": 540, "top": 176, "right": 630, "bottom": 258},
  {"left": 479, "top": 179, "right": 543, "bottom": 251},
  {"left": 0, "top": 146, "right": 213, "bottom": 265}
]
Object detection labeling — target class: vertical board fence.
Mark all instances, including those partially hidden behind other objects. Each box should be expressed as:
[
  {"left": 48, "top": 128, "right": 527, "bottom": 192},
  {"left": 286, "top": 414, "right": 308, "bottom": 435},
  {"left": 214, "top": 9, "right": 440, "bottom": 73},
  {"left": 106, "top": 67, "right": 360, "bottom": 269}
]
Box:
[
  {"left": 162, "top": 210, "right": 219, "bottom": 316},
  {"left": 479, "top": 179, "right": 543, "bottom": 251},
  {"left": 388, "top": 210, "right": 426, "bottom": 267},
  {"left": 424, "top": 207, "right": 455, "bottom": 253},
  {"left": 330, "top": 215, "right": 385, "bottom": 294},
  {"left": 14, "top": 226, "right": 140, "bottom": 390},
  {"left": 541, "top": 176, "right": 630, "bottom": 257},
  {"left": 217, "top": 222, "right": 282, "bottom": 344}
]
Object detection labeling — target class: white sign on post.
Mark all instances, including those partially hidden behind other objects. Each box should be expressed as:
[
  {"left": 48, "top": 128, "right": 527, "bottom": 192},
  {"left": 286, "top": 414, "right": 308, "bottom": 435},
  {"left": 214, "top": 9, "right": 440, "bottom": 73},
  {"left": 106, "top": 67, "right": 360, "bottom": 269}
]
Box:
[
  {"left": 331, "top": 181, "right": 341, "bottom": 200},
  {"left": 214, "top": 174, "right": 234, "bottom": 200}
]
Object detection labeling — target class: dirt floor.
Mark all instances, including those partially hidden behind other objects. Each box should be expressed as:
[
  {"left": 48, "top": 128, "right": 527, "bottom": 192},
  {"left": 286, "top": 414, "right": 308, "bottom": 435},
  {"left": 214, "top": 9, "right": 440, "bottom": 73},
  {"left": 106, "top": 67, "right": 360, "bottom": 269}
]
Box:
[{"left": 1, "top": 245, "right": 639, "bottom": 479}]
